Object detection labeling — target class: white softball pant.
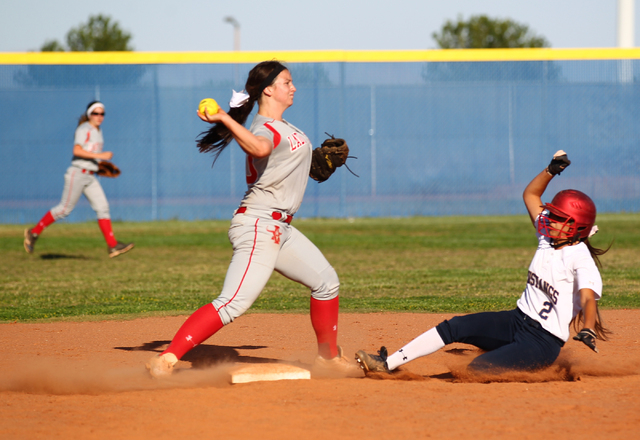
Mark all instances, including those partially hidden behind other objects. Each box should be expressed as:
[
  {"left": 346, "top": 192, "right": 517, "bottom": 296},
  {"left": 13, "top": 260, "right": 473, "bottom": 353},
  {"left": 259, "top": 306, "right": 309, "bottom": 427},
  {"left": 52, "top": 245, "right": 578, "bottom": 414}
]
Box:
[
  {"left": 212, "top": 211, "right": 339, "bottom": 325},
  {"left": 50, "top": 166, "right": 110, "bottom": 220}
]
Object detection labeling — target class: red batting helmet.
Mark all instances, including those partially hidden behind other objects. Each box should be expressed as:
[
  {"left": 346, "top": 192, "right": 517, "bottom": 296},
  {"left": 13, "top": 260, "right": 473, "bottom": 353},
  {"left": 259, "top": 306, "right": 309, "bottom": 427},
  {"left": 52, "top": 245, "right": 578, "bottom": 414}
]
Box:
[{"left": 538, "top": 189, "right": 597, "bottom": 242}]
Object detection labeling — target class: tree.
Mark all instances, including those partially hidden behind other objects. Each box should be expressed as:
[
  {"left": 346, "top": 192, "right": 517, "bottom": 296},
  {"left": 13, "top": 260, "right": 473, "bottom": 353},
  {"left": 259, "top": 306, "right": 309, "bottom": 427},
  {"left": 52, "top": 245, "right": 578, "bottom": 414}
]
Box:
[
  {"left": 41, "top": 14, "right": 133, "bottom": 52},
  {"left": 40, "top": 40, "right": 66, "bottom": 52},
  {"left": 432, "top": 15, "right": 550, "bottom": 49}
]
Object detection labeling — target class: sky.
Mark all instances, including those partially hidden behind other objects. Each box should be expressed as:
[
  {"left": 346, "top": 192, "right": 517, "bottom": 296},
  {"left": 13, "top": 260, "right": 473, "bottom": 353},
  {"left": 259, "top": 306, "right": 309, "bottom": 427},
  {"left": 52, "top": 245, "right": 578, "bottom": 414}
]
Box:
[{"left": 1, "top": 0, "right": 637, "bottom": 52}]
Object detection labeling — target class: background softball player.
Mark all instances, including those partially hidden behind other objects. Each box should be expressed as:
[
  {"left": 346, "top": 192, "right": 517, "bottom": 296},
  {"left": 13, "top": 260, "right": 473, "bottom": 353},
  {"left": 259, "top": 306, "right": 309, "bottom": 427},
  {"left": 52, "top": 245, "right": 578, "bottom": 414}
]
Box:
[
  {"left": 356, "top": 151, "right": 611, "bottom": 374},
  {"left": 23, "top": 101, "right": 134, "bottom": 258},
  {"left": 147, "top": 61, "right": 360, "bottom": 378}
]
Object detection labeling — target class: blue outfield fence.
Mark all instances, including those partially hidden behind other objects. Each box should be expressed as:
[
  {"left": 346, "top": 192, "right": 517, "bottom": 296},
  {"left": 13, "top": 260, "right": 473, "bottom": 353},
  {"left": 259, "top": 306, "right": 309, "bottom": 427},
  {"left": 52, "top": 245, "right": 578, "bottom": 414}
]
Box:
[{"left": 1, "top": 50, "right": 639, "bottom": 223}]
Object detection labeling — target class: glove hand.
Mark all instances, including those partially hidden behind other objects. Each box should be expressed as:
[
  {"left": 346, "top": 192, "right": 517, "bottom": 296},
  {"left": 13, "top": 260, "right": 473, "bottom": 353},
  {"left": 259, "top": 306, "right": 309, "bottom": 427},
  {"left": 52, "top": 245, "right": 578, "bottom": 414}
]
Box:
[
  {"left": 573, "top": 328, "right": 598, "bottom": 353},
  {"left": 97, "top": 160, "right": 121, "bottom": 178},
  {"left": 547, "top": 150, "right": 571, "bottom": 176},
  {"left": 309, "top": 134, "right": 349, "bottom": 182}
]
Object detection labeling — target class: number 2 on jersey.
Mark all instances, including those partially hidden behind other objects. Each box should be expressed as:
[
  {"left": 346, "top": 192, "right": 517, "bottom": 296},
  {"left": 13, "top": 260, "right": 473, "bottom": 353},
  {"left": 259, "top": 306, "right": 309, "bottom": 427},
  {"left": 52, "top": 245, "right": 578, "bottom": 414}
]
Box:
[{"left": 538, "top": 301, "right": 553, "bottom": 320}]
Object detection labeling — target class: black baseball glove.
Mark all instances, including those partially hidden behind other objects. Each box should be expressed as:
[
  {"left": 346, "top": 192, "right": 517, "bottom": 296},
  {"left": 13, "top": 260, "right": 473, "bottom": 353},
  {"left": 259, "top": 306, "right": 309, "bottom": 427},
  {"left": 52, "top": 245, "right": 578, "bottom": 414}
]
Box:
[
  {"left": 309, "top": 134, "right": 350, "bottom": 183},
  {"left": 547, "top": 150, "right": 571, "bottom": 176},
  {"left": 573, "top": 328, "right": 598, "bottom": 353},
  {"left": 97, "top": 161, "right": 121, "bottom": 178}
]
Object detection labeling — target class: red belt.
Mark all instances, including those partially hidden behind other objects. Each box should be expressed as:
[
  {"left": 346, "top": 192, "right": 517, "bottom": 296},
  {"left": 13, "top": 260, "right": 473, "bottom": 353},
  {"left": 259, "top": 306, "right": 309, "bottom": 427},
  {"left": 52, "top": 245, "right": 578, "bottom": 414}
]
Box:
[
  {"left": 236, "top": 207, "right": 293, "bottom": 224},
  {"left": 81, "top": 169, "right": 95, "bottom": 175}
]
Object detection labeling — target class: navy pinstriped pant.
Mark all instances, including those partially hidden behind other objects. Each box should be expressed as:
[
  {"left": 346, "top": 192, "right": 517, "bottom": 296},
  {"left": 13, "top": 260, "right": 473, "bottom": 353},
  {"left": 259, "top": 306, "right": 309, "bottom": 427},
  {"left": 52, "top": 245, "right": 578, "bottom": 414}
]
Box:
[{"left": 435, "top": 308, "right": 565, "bottom": 372}]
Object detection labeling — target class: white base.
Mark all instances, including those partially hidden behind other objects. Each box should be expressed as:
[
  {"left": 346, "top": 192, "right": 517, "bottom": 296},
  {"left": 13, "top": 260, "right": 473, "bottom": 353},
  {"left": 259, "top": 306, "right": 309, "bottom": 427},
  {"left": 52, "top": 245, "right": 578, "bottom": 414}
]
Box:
[{"left": 231, "top": 363, "right": 311, "bottom": 384}]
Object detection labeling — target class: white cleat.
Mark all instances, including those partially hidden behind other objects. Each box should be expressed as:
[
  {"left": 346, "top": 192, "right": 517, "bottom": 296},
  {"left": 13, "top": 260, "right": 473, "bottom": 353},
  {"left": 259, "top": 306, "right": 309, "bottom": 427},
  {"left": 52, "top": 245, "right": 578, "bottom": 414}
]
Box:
[
  {"left": 312, "top": 346, "right": 363, "bottom": 378},
  {"left": 146, "top": 352, "right": 178, "bottom": 378}
]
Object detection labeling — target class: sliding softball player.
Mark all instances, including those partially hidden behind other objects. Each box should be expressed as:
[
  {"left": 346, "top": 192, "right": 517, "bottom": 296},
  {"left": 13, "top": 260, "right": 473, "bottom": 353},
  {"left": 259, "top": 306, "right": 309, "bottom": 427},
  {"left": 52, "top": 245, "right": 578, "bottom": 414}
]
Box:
[{"left": 356, "top": 151, "right": 610, "bottom": 374}]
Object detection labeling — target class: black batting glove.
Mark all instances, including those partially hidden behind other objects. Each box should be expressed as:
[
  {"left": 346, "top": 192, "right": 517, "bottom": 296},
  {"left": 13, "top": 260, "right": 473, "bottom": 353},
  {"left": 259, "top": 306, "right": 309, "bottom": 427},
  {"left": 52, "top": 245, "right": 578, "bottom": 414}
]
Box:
[
  {"left": 547, "top": 150, "right": 571, "bottom": 176},
  {"left": 573, "top": 328, "right": 598, "bottom": 353}
]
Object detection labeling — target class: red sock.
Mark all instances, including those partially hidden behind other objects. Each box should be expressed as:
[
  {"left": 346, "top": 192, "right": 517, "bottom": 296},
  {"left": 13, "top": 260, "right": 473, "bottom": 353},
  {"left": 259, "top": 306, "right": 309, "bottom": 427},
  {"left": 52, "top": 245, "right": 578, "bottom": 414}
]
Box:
[
  {"left": 97, "top": 219, "right": 118, "bottom": 247},
  {"left": 163, "top": 303, "right": 224, "bottom": 360},
  {"left": 31, "top": 211, "right": 55, "bottom": 235},
  {"left": 310, "top": 296, "right": 339, "bottom": 359}
]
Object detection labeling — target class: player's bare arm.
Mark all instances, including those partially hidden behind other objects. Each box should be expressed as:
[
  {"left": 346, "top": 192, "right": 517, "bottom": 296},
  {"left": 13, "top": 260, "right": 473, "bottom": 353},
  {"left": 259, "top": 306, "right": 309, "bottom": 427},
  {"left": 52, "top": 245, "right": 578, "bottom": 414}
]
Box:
[
  {"left": 523, "top": 170, "right": 553, "bottom": 225},
  {"left": 579, "top": 288, "right": 598, "bottom": 330},
  {"left": 197, "top": 108, "right": 272, "bottom": 158},
  {"left": 523, "top": 150, "right": 571, "bottom": 226},
  {"left": 573, "top": 288, "right": 600, "bottom": 352},
  {"left": 72, "top": 144, "right": 113, "bottom": 161}
]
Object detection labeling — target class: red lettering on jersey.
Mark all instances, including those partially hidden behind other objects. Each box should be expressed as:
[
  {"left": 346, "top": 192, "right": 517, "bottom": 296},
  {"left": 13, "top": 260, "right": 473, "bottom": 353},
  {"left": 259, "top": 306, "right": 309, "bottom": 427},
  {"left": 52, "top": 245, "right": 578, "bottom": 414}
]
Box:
[
  {"left": 246, "top": 156, "right": 258, "bottom": 184},
  {"left": 264, "top": 122, "right": 281, "bottom": 149},
  {"left": 267, "top": 225, "right": 282, "bottom": 244},
  {"left": 287, "top": 132, "right": 306, "bottom": 152}
]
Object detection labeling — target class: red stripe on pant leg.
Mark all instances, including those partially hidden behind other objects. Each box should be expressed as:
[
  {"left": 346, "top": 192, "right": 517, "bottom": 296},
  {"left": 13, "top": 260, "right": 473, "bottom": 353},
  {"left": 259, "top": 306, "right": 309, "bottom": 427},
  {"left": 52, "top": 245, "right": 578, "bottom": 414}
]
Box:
[
  {"left": 32, "top": 211, "right": 55, "bottom": 235},
  {"left": 60, "top": 168, "right": 77, "bottom": 216},
  {"left": 310, "top": 296, "right": 339, "bottom": 359},
  {"left": 163, "top": 303, "right": 224, "bottom": 360},
  {"left": 97, "top": 219, "right": 117, "bottom": 247},
  {"left": 219, "top": 218, "right": 260, "bottom": 311}
]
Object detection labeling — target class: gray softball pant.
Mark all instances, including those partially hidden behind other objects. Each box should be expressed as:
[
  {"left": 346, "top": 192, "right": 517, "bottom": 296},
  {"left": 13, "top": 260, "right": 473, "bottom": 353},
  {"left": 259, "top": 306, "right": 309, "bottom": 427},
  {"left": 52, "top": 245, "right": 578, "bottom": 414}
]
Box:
[
  {"left": 212, "top": 210, "right": 339, "bottom": 325},
  {"left": 50, "top": 166, "right": 110, "bottom": 220}
]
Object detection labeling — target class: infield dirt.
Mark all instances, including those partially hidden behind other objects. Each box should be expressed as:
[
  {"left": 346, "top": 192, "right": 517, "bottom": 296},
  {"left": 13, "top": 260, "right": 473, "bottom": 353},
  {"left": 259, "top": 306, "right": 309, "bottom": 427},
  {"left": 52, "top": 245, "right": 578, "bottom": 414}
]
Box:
[{"left": 1, "top": 310, "right": 639, "bottom": 439}]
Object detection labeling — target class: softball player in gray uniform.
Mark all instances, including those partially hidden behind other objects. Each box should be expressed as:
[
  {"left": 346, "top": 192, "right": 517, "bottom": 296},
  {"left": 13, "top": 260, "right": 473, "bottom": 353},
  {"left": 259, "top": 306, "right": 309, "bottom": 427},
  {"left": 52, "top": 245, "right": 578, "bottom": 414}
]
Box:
[
  {"left": 23, "top": 101, "right": 134, "bottom": 258},
  {"left": 356, "top": 151, "right": 611, "bottom": 374},
  {"left": 147, "top": 61, "right": 360, "bottom": 378}
]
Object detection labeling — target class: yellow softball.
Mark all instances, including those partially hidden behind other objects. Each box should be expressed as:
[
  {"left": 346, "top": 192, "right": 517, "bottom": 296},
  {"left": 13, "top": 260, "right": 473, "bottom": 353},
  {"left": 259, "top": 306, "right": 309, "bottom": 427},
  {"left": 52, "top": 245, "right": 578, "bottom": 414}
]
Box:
[{"left": 198, "top": 98, "right": 219, "bottom": 116}]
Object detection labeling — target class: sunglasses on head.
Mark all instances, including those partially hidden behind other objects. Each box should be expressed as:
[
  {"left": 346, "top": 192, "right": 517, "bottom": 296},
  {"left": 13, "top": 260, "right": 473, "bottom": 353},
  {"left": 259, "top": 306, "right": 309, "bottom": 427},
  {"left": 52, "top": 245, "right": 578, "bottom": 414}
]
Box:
[{"left": 91, "top": 112, "right": 105, "bottom": 116}]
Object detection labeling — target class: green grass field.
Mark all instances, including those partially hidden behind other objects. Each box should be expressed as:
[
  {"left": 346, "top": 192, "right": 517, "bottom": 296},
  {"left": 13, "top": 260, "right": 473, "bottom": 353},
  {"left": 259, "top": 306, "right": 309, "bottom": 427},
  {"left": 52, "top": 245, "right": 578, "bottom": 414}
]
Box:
[{"left": 1, "top": 214, "right": 639, "bottom": 322}]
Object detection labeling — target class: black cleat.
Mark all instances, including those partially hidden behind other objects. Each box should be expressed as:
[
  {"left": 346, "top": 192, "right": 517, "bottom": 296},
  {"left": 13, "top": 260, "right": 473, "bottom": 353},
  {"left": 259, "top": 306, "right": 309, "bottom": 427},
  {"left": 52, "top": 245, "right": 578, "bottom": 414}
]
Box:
[
  {"left": 355, "top": 346, "right": 390, "bottom": 373},
  {"left": 108, "top": 241, "right": 135, "bottom": 258}
]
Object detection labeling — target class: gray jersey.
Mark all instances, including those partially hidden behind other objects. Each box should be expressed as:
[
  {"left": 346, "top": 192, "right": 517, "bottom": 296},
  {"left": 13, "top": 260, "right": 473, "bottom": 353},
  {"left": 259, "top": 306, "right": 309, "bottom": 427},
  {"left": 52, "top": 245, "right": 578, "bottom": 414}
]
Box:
[
  {"left": 71, "top": 121, "right": 103, "bottom": 172},
  {"left": 240, "top": 114, "right": 312, "bottom": 215}
]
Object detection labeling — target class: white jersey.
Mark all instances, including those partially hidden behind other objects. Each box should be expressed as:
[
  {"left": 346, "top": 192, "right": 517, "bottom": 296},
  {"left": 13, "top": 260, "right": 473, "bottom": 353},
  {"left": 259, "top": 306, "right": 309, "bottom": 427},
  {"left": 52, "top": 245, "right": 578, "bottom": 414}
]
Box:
[
  {"left": 240, "top": 114, "right": 312, "bottom": 215},
  {"left": 517, "top": 213, "right": 602, "bottom": 342},
  {"left": 71, "top": 121, "right": 103, "bottom": 172}
]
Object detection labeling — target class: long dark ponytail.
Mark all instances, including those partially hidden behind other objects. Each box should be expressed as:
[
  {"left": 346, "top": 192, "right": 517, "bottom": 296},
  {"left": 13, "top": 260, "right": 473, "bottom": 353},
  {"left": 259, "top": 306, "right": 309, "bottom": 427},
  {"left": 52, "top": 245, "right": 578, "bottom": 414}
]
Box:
[
  {"left": 196, "top": 60, "right": 288, "bottom": 166},
  {"left": 570, "top": 236, "right": 613, "bottom": 341},
  {"left": 583, "top": 237, "right": 611, "bottom": 269}
]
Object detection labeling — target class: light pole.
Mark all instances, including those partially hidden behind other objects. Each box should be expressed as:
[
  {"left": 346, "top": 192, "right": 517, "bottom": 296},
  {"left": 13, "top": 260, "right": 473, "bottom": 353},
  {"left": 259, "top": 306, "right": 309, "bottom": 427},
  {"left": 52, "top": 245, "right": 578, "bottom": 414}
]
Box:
[
  {"left": 224, "top": 16, "right": 241, "bottom": 51},
  {"left": 617, "top": 0, "right": 635, "bottom": 82}
]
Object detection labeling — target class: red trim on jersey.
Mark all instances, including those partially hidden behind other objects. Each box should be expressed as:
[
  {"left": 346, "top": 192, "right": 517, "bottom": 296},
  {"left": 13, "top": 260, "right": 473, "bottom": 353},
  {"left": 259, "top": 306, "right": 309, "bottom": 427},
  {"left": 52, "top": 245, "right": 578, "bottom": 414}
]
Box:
[
  {"left": 245, "top": 121, "right": 280, "bottom": 185},
  {"left": 263, "top": 122, "right": 281, "bottom": 149},
  {"left": 85, "top": 131, "right": 91, "bottom": 143},
  {"left": 217, "top": 218, "right": 261, "bottom": 312},
  {"left": 246, "top": 156, "right": 258, "bottom": 184}
]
